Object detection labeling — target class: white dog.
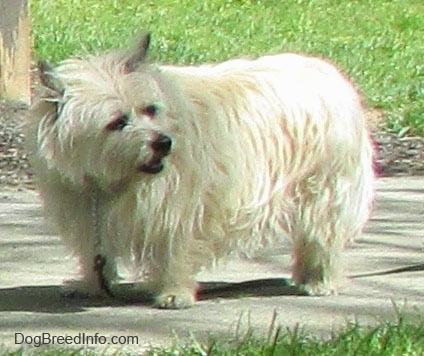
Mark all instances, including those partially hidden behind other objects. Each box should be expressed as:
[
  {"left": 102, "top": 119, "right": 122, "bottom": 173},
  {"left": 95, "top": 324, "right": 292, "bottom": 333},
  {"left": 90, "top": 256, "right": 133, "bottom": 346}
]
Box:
[{"left": 26, "top": 34, "right": 374, "bottom": 308}]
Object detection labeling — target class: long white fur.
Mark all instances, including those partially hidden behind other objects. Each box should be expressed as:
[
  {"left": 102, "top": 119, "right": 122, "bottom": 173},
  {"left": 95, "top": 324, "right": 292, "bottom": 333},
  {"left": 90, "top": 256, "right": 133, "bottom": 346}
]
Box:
[{"left": 26, "top": 44, "right": 374, "bottom": 308}]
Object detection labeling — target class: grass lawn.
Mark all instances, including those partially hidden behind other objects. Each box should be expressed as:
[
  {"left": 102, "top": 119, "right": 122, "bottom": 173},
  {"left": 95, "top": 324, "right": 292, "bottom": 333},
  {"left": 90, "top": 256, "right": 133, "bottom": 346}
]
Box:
[
  {"left": 150, "top": 320, "right": 424, "bottom": 356},
  {"left": 31, "top": 0, "right": 423, "bottom": 135}
]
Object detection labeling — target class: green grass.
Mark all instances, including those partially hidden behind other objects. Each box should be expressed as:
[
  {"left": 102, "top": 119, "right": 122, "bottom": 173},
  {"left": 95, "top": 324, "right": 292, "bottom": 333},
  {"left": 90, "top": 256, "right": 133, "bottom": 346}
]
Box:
[
  {"left": 150, "top": 321, "right": 424, "bottom": 356},
  {"left": 3, "top": 320, "right": 423, "bottom": 355},
  {"left": 31, "top": 0, "right": 423, "bottom": 135}
]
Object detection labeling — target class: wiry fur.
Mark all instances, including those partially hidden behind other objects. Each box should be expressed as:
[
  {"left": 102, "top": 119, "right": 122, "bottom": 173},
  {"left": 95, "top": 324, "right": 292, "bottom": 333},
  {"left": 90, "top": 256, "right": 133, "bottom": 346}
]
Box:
[{"left": 26, "top": 37, "right": 374, "bottom": 308}]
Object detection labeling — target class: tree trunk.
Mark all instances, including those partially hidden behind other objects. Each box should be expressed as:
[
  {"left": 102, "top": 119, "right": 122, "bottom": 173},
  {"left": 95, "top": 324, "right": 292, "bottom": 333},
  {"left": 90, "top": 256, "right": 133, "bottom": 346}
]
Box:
[{"left": 0, "top": 0, "right": 30, "bottom": 104}]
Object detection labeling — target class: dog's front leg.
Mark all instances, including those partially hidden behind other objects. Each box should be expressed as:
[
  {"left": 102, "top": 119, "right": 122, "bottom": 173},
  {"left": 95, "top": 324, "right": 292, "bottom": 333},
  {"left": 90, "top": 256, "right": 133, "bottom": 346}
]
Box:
[
  {"left": 149, "top": 242, "right": 198, "bottom": 309},
  {"left": 62, "top": 229, "right": 118, "bottom": 298},
  {"left": 60, "top": 188, "right": 118, "bottom": 298}
]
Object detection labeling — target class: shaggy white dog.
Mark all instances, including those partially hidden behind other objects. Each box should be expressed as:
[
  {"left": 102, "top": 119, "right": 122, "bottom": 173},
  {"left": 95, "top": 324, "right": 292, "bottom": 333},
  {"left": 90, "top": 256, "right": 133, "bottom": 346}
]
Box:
[{"left": 26, "top": 34, "right": 374, "bottom": 308}]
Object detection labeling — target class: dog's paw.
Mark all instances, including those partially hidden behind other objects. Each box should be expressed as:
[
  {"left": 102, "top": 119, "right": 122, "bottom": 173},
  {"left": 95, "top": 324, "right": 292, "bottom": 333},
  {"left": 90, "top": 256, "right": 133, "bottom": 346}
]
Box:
[
  {"left": 154, "top": 289, "right": 196, "bottom": 309},
  {"left": 292, "top": 264, "right": 338, "bottom": 296},
  {"left": 61, "top": 279, "right": 112, "bottom": 299},
  {"left": 297, "top": 282, "right": 337, "bottom": 296}
]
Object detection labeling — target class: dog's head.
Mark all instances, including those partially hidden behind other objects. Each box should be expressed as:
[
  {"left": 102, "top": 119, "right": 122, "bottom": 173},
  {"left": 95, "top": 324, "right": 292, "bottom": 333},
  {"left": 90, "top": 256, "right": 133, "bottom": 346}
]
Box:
[{"left": 29, "top": 33, "right": 179, "bottom": 191}]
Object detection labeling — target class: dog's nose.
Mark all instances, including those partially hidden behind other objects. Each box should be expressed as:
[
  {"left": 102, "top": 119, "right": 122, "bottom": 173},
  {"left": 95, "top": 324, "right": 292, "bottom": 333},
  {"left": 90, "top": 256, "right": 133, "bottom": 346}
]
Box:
[{"left": 151, "top": 134, "right": 172, "bottom": 155}]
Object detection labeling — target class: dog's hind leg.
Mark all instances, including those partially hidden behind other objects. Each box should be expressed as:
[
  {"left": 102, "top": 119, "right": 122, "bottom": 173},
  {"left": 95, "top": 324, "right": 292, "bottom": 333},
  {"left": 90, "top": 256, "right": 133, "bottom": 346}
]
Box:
[{"left": 289, "top": 170, "right": 372, "bottom": 295}]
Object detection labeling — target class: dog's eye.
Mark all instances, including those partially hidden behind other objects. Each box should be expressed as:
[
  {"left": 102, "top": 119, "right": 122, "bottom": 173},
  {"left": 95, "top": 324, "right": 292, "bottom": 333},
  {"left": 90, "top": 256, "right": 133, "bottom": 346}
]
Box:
[
  {"left": 106, "top": 114, "right": 130, "bottom": 131},
  {"left": 142, "top": 104, "right": 159, "bottom": 118}
]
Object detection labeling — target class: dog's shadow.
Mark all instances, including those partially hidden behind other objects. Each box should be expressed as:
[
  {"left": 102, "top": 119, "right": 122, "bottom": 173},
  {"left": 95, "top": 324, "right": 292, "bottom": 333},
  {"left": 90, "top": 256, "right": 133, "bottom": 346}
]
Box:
[{"left": 0, "top": 278, "right": 307, "bottom": 313}]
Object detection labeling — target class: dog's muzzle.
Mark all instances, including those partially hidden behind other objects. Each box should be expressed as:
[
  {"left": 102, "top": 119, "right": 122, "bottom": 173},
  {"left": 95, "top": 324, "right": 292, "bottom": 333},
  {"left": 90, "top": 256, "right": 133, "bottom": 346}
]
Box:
[{"left": 139, "top": 134, "right": 173, "bottom": 174}]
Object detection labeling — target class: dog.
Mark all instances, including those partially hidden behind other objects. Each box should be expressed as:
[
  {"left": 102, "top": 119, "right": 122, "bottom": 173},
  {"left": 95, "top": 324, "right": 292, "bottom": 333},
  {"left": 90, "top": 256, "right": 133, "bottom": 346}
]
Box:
[{"left": 26, "top": 33, "right": 374, "bottom": 308}]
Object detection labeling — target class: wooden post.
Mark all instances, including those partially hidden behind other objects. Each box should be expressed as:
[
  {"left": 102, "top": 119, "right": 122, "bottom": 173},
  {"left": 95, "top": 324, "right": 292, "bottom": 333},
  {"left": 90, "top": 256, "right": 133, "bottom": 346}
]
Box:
[{"left": 0, "top": 0, "right": 31, "bottom": 104}]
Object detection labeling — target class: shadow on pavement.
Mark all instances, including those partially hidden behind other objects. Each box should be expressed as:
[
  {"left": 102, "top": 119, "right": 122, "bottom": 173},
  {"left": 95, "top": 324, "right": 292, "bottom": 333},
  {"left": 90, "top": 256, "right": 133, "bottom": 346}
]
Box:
[{"left": 0, "top": 278, "right": 306, "bottom": 314}]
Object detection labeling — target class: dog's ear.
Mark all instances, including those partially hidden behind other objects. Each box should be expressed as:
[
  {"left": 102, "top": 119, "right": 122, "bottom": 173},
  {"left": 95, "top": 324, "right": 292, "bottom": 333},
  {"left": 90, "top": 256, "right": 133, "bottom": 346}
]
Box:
[
  {"left": 124, "top": 32, "right": 151, "bottom": 73},
  {"left": 38, "top": 61, "right": 65, "bottom": 95}
]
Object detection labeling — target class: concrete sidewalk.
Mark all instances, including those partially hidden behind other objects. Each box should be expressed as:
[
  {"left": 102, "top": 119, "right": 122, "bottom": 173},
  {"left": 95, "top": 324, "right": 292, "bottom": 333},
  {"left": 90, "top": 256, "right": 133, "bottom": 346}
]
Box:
[{"left": 0, "top": 177, "right": 423, "bottom": 354}]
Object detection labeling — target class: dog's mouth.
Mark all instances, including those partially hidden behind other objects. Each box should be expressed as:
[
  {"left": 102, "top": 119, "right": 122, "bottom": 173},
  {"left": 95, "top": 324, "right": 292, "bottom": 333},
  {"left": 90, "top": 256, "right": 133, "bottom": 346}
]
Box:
[
  {"left": 139, "top": 134, "right": 172, "bottom": 175},
  {"left": 139, "top": 158, "right": 164, "bottom": 174}
]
